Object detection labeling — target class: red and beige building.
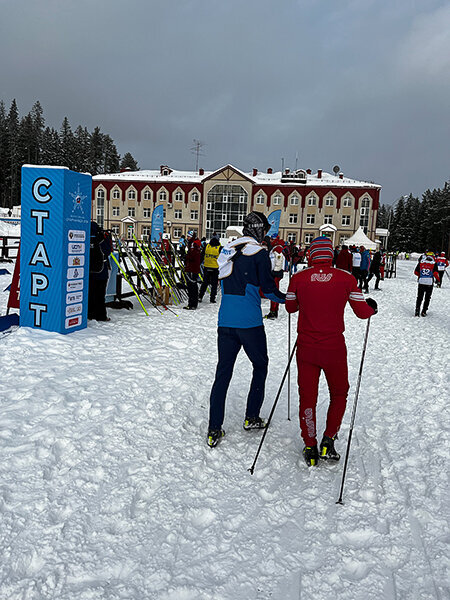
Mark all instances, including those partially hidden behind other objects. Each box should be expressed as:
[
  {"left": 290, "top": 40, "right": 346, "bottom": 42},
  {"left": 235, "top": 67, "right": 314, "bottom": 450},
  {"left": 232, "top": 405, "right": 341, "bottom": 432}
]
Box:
[{"left": 92, "top": 164, "right": 381, "bottom": 246}]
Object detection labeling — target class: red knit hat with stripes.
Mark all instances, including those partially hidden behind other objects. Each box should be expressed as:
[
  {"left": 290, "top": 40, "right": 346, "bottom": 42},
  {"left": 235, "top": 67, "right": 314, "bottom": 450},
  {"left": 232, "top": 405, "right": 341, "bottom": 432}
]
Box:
[{"left": 309, "top": 236, "right": 334, "bottom": 263}]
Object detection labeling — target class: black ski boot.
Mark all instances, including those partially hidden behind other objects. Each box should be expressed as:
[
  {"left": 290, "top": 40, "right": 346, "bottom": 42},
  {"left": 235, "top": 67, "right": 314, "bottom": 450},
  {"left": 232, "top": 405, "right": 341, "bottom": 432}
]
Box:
[
  {"left": 207, "top": 429, "right": 225, "bottom": 448},
  {"left": 303, "top": 445, "right": 319, "bottom": 467},
  {"left": 264, "top": 311, "right": 278, "bottom": 320},
  {"left": 415, "top": 309, "right": 420, "bottom": 317},
  {"left": 421, "top": 310, "right": 427, "bottom": 317},
  {"left": 243, "top": 417, "right": 267, "bottom": 431},
  {"left": 319, "top": 435, "right": 340, "bottom": 461}
]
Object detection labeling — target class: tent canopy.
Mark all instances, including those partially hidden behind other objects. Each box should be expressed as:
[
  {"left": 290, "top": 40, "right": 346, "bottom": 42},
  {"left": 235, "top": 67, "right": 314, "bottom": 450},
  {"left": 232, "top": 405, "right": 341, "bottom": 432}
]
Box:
[{"left": 343, "top": 227, "right": 377, "bottom": 250}]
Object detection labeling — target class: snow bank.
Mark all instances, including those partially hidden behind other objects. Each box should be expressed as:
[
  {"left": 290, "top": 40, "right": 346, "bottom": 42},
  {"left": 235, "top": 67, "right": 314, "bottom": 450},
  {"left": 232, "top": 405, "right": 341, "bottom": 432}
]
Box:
[{"left": 0, "top": 261, "right": 448, "bottom": 599}]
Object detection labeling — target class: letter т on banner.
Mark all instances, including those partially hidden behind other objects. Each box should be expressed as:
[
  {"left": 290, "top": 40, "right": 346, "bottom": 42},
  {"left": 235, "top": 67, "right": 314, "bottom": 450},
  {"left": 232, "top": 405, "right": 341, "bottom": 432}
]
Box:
[{"left": 20, "top": 165, "right": 92, "bottom": 334}]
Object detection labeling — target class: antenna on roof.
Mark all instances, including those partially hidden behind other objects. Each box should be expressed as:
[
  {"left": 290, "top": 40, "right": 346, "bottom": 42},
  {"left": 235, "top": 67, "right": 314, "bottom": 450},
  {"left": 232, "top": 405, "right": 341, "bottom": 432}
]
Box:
[
  {"left": 191, "top": 139, "right": 205, "bottom": 171},
  {"left": 281, "top": 157, "right": 285, "bottom": 172},
  {"left": 333, "top": 165, "right": 340, "bottom": 175},
  {"left": 295, "top": 152, "right": 299, "bottom": 170}
]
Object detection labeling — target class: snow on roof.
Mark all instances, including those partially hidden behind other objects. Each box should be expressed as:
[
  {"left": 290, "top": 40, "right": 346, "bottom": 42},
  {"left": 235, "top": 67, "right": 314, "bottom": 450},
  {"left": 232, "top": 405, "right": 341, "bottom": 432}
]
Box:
[{"left": 93, "top": 166, "right": 381, "bottom": 189}]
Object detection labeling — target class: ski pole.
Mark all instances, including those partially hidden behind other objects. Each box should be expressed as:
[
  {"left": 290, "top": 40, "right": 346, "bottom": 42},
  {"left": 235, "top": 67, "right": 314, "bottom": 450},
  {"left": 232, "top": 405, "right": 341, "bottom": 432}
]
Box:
[
  {"left": 287, "top": 256, "right": 293, "bottom": 421},
  {"left": 248, "top": 339, "right": 298, "bottom": 475},
  {"left": 336, "top": 317, "right": 371, "bottom": 505}
]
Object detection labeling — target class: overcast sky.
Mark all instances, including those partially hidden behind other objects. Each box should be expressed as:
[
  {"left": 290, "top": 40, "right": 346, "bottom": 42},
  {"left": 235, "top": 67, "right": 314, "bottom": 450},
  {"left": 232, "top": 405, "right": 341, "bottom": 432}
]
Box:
[{"left": 1, "top": 0, "right": 449, "bottom": 204}]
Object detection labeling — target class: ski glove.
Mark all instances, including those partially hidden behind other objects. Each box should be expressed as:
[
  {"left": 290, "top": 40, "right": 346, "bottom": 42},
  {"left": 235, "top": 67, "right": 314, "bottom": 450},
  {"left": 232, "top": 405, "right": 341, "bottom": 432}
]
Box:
[{"left": 365, "top": 297, "right": 378, "bottom": 314}]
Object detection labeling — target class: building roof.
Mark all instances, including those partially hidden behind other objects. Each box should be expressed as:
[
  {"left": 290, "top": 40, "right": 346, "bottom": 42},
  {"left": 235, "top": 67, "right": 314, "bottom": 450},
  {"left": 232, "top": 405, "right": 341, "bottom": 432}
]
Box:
[{"left": 93, "top": 165, "right": 381, "bottom": 189}]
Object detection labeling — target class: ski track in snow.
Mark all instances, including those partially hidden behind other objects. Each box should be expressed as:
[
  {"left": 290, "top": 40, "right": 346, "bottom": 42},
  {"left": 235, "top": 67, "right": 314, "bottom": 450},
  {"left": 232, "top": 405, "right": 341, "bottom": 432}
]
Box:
[{"left": 0, "top": 260, "right": 449, "bottom": 600}]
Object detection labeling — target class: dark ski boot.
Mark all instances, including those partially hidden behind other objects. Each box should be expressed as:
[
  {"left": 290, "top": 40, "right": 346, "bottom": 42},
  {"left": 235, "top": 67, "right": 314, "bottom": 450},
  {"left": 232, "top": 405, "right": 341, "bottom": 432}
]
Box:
[
  {"left": 415, "top": 309, "right": 420, "bottom": 317},
  {"left": 243, "top": 417, "right": 267, "bottom": 431},
  {"left": 207, "top": 429, "right": 225, "bottom": 448},
  {"left": 303, "top": 445, "right": 319, "bottom": 467},
  {"left": 319, "top": 435, "right": 340, "bottom": 461},
  {"left": 264, "top": 311, "right": 278, "bottom": 320}
]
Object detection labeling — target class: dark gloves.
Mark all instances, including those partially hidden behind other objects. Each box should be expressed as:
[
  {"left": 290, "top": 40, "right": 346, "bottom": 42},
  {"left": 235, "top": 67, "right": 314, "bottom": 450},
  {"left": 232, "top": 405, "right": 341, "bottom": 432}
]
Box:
[{"left": 366, "top": 297, "right": 378, "bottom": 313}]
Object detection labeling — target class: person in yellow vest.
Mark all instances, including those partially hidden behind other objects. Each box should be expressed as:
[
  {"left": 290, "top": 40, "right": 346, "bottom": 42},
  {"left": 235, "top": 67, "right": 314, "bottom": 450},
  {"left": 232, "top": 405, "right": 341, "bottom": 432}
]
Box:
[{"left": 199, "top": 235, "right": 222, "bottom": 303}]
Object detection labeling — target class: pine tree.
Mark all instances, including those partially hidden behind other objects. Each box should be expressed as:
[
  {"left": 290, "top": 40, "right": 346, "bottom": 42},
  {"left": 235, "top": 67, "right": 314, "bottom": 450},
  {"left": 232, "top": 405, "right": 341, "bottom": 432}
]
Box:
[
  {"left": 7, "top": 99, "right": 20, "bottom": 207},
  {"left": 120, "top": 152, "right": 139, "bottom": 171},
  {"left": 102, "top": 134, "right": 120, "bottom": 174},
  {"left": 89, "top": 126, "right": 104, "bottom": 175},
  {"left": 59, "top": 116, "right": 75, "bottom": 170},
  {"left": 73, "top": 125, "right": 91, "bottom": 173},
  {"left": 0, "top": 101, "right": 8, "bottom": 207},
  {"left": 30, "top": 100, "right": 45, "bottom": 164}
]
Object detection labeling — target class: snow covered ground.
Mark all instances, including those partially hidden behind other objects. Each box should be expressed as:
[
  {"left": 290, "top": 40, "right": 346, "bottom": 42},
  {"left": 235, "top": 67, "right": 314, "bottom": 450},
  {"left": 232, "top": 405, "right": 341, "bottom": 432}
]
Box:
[{"left": 0, "top": 259, "right": 449, "bottom": 600}]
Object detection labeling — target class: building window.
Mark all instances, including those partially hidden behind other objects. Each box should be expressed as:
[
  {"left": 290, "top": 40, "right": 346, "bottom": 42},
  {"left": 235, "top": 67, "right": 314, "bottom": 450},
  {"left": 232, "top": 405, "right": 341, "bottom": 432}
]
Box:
[
  {"left": 238, "top": 214, "right": 244, "bottom": 222},
  {"left": 256, "top": 194, "right": 264, "bottom": 205},
  {"left": 112, "top": 189, "right": 120, "bottom": 199},
  {"left": 324, "top": 214, "right": 333, "bottom": 224},
  {"left": 112, "top": 206, "right": 120, "bottom": 217},
  {"left": 162, "top": 169, "right": 170, "bottom": 176},
  {"left": 325, "top": 196, "right": 334, "bottom": 207},
  {"left": 273, "top": 195, "right": 281, "bottom": 205},
  {"left": 174, "top": 209, "right": 182, "bottom": 219},
  {"left": 360, "top": 198, "right": 370, "bottom": 233},
  {"left": 308, "top": 196, "right": 317, "bottom": 206},
  {"left": 175, "top": 191, "right": 183, "bottom": 202},
  {"left": 97, "top": 189, "right": 105, "bottom": 200},
  {"left": 206, "top": 184, "right": 248, "bottom": 238},
  {"left": 289, "top": 213, "right": 298, "bottom": 224},
  {"left": 173, "top": 228, "right": 182, "bottom": 238},
  {"left": 159, "top": 190, "right": 167, "bottom": 202},
  {"left": 342, "top": 215, "right": 351, "bottom": 226},
  {"left": 142, "top": 226, "right": 151, "bottom": 238},
  {"left": 111, "top": 225, "right": 120, "bottom": 235},
  {"left": 127, "top": 225, "right": 134, "bottom": 240},
  {"left": 287, "top": 232, "right": 297, "bottom": 243},
  {"left": 127, "top": 189, "right": 136, "bottom": 200},
  {"left": 143, "top": 190, "right": 151, "bottom": 200},
  {"left": 340, "top": 235, "right": 349, "bottom": 245},
  {"left": 290, "top": 196, "right": 299, "bottom": 205},
  {"left": 143, "top": 207, "right": 151, "bottom": 218},
  {"left": 191, "top": 192, "right": 199, "bottom": 202},
  {"left": 304, "top": 233, "right": 314, "bottom": 244},
  {"left": 190, "top": 210, "right": 198, "bottom": 220},
  {"left": 342, "top": 196, "right": 352, "bottom": 207},
  {"left": 306, "top": 214, "right": 315, "bottom": 225},
  {"left": 128, "top": 207, "right": 135, "bottom": 217}
]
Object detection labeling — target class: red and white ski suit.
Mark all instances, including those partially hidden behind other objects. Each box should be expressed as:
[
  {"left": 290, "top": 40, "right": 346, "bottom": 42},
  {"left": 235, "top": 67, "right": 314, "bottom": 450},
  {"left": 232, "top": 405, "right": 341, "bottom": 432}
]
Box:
[{"left": 286, "top": 263, "right": 375, "bottom": 446}]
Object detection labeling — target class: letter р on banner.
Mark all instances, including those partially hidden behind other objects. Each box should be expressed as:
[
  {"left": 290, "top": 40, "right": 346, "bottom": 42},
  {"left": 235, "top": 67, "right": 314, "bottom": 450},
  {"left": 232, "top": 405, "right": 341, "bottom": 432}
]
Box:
[{"left": 20, "top": 165, "right": 92, "bottom": 334}]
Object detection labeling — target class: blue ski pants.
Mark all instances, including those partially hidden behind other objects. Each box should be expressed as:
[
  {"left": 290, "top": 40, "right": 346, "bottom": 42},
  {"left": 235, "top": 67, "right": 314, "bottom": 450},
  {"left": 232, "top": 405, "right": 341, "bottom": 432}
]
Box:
[{"left": 208, "top": 326, "right": 269, "bottom": 430}]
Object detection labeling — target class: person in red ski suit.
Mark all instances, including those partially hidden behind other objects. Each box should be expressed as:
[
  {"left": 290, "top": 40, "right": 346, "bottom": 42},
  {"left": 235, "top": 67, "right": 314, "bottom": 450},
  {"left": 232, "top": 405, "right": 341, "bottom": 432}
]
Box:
[{"left": 285, "top": 236, "right": 377, "bottom": 466}]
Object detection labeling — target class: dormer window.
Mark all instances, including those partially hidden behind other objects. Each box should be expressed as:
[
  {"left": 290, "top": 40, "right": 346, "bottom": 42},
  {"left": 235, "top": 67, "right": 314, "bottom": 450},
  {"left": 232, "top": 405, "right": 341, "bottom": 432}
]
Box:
[
  {"left": 308, "top": 195, "right": 317, "bottom": 206},
  {"left": 290, "top": 196, "right": 299, "bottom": 205}
]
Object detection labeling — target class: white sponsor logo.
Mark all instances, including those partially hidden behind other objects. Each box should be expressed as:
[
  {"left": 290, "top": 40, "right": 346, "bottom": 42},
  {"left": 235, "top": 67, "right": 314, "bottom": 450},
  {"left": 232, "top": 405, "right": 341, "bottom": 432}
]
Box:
[
  {"left": 68, "top": 230, "right": 86, "bottom": 242},
  {"left": 68, "top": 242, "right": 85, "bottom": 254},
  {"left": 303, "top": 408, "right": 316, "bottom": 438},
  {"left": 311, "top": 273, "right": 333, "bottom": 282},
  {"left": 65, "top": 303, "right": 83, "bottom": 317},
  {"left": 68, "top": 255, "right": 85, "bottom": 267},
  {"left": 67, "top": 267, "right": 84, "bottom": 280},
  {"left": 65, "top": 315, "right": 82, "bottom": 329},
  {"left": 67, "top": 279, "right": 84, "bottom": 292},
  {"left": 66, "top": 291, "right": 83, "bottom": 305}
]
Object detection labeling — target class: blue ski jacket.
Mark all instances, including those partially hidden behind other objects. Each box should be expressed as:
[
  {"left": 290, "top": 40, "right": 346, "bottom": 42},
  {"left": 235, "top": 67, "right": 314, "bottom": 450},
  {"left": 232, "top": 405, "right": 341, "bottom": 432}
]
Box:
[{"left": 217, "top": 236, "right": 286, "bottom": 328}]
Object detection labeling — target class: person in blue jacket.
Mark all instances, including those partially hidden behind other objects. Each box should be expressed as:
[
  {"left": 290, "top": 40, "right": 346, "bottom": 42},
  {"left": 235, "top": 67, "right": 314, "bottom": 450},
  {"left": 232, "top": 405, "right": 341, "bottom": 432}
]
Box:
[
  {"left": 359, "top": 246, "right": 371, "bottom": 293},
  {"left": 207, "top": 212, "right": 286, "bottom": 447}
]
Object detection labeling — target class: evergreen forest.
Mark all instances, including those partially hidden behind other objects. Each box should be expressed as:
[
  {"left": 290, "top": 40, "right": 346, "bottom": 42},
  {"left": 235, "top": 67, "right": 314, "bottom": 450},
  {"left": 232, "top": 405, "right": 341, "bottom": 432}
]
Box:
[
  {"left": 0, "top": 99, "right": 139, "bottom": 208},
  {"left": 377, "top": 184, "right": 450, "bottom": 254}
]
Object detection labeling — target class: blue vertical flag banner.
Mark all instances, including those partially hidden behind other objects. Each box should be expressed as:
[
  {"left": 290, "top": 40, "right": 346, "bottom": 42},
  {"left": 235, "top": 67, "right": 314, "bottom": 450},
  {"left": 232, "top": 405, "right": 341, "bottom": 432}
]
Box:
[
  {"left": 151, "top": 204, "right": 164, "bottom": 242},
  {"left": 267, "top": 209, "right": 281, "bottom": 237},
  {"left": 20, "top": 165, "right": 92, "bottom": 334}
]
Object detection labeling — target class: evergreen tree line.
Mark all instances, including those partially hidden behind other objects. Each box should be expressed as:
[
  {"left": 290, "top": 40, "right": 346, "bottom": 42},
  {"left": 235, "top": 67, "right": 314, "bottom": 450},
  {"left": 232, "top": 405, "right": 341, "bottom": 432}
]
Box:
[
  {"left": 0, "top": 99, "right": 139, "bottom": 208},
  {"left": 376, "top": 182, "right": 450, "bottom": 254}
]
